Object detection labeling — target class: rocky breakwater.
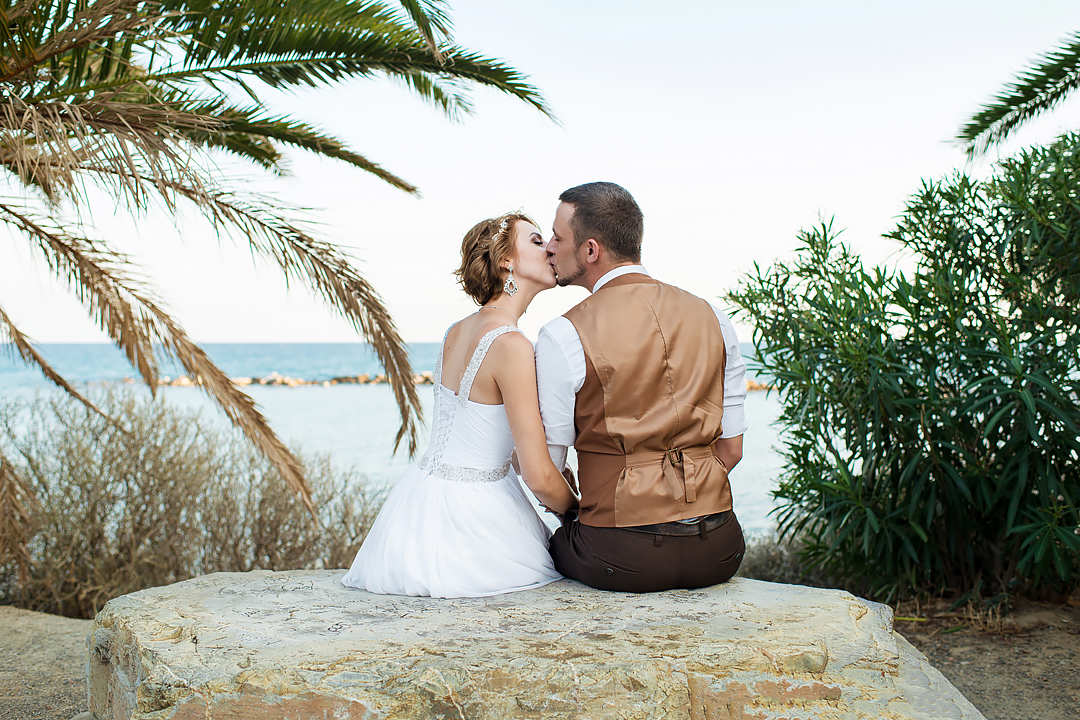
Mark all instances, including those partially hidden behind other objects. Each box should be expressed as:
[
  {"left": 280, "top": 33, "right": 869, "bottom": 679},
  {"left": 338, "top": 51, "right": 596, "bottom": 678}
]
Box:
[
  {"left": 132, "top": 373, "right": 774, "bottom": 392},
  {"left": 135, "top": 371, "right": 437, "bottom": 388},
  {"left": 87, "top": 571, "right": 983, "bottom": 719}
]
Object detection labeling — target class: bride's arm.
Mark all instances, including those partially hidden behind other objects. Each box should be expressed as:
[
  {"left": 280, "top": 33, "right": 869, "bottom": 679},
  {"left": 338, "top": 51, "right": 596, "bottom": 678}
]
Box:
[{"left": 491, "top": 334, "right": 576, "bottom": 514}]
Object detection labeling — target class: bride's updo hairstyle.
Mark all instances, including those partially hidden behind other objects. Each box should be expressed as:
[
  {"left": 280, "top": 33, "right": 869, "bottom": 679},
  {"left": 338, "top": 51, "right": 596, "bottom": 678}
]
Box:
[{"left": 455, "top": 212, "right": 535, "bottom": 305}]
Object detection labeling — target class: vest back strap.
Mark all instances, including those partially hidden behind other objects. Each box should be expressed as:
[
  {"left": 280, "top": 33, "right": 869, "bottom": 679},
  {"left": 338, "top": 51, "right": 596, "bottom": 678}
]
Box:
[{"left": 623, "top": 443, "right": 719, "bottom": 504}]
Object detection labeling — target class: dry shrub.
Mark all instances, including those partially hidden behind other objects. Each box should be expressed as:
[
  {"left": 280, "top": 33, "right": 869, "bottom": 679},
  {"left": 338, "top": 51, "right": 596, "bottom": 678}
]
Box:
[
  {"left": 960, "top": 600, "right": 1008, "bottom": 633},
  {"left": 737, "top": 532, "right": 848, "bottom": 591},
  {"left": 0, "top": 388, "right": 384, "bottom": 618}
]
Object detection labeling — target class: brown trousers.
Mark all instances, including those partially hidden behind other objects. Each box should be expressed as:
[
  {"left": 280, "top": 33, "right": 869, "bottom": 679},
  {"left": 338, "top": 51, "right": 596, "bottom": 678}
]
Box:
[{"left": 548, "top": 511, "right": 745, "bottom": 593}]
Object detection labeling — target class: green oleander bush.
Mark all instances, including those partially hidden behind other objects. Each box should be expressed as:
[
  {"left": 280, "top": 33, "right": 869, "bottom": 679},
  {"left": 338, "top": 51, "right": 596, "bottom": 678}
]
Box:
[
  {"left": 0, "top": 388, "right": 384, "bottom": 618},
  {"left": 729, "top": 133, "right": 1080, "bottom": 601}
]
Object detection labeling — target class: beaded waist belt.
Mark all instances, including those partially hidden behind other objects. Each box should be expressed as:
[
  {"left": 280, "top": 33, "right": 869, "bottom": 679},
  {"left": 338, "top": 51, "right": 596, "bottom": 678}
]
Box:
[{"left": 420, "top": 457, "right": 512, "bottom": 484}]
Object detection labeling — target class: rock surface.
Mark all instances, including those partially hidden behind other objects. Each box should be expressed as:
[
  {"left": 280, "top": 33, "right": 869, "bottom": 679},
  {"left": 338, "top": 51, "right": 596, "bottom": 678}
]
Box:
[{"left": 88, "top": 571, "right": 984, "bottom": 719}]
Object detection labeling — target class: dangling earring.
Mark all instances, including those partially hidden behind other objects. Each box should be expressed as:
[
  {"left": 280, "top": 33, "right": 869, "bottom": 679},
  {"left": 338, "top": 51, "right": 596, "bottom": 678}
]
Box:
[{"left": 503, "top": 265, "right": 519, "bottom": 296}]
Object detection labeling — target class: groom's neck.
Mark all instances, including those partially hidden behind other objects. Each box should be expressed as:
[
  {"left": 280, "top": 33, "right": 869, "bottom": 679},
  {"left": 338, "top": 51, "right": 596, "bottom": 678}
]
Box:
[{"left": 583, "top": 260, "right": 639, "bottom": 293}]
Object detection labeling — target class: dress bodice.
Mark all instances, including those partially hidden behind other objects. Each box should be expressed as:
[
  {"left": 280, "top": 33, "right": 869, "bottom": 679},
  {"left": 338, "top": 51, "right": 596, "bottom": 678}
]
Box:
[{"left": 419, "top": 325, "right": 519, "bottom": 482}]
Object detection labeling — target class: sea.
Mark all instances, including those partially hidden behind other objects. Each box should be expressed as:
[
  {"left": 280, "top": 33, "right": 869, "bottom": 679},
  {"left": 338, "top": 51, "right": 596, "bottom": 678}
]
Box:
[{"left": 0, "top": 343, "right": 784, "bottom": 536}]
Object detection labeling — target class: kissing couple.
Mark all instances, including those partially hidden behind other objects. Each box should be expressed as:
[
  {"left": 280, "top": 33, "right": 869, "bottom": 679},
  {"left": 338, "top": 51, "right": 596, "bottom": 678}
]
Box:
[{"left": 342, "top": 181, "right": 748, "bottom": 597}]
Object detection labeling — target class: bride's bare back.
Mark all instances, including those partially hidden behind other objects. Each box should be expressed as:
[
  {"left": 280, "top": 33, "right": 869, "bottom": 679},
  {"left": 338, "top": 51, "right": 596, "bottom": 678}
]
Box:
[{"left": 439, "top": 313, "right": 517, "bottom": 405}]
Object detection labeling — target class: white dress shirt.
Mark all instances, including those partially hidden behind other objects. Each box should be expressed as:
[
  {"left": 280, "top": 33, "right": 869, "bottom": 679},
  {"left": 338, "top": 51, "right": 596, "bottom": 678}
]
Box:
[{"left": 534, "top": 265, "right": 748, "bottom": 469}]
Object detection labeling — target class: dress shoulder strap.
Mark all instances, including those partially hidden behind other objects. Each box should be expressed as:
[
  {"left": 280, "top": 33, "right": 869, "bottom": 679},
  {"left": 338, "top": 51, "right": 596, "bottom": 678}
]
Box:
[{"left": 457, "top": 325, "right": 519, "bottom": 402}]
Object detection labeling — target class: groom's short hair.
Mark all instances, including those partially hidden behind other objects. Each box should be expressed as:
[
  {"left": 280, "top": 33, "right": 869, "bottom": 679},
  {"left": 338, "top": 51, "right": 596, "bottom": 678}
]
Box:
[{"left": 559, "top": 182, "right": 643, "bottom": 262}]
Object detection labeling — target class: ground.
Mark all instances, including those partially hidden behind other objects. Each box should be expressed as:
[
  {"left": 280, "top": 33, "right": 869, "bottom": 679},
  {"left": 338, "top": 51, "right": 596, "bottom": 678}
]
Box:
[
  {"left": 0, "top": 599, "right": 1077, "bottom": 720},
  {"left": 0, "top": 606, "right": 89, "bottom": 720},
  {"left": 895, "top": 595, "right": 1080, "bottom": 720}
]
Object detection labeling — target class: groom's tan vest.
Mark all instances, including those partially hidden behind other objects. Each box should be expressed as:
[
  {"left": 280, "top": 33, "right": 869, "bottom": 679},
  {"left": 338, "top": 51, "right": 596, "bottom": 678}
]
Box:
[{"left": 565, "top": 273, "right": 733, "bottom": 527}]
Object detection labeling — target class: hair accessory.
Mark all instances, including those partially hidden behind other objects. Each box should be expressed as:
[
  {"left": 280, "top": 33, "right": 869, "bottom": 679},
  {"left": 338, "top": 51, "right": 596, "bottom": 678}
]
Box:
[{"left": 503, "top": 265, "right": 519, "bottom": 296}]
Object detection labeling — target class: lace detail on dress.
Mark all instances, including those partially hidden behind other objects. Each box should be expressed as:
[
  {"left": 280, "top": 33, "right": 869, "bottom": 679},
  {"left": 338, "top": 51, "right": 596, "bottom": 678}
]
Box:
[{"left": 419, "top": 325, "right": 519, "bottom": 484}]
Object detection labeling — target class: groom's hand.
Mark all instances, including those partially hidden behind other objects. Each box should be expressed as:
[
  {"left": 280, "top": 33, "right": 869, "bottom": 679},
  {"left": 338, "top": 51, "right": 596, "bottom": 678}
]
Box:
[
  {"left": 540, "top": 501, "right": 577, "bottom": 528},
  {"left": 562, "top": 465, "right": 579, "bottom": 495}
]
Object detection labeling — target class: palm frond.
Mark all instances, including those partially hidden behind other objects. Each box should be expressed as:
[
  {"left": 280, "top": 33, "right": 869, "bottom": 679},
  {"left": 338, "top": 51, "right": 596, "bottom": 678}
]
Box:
[
  {"left": 157, "top": 0, "right": 413, "bottom": 68},
  {"left": 958, "top": 29, "right": 1080, "bottom": 156},
  {"left": 137, "top": 44, "right": 554, "bottom": 120},
  {"left": 176, "top": 102, "right": 418, "bottom": 191},
  {"left": 0, "top": 451, "right": 35, "bottom": 584},
  {"left": 394, "top": 69, "right": 472, "bottom": 120},
  {"left": 0, "top": 93, "right": 218, "bottom": 208},
  {"left": 0, "top": 204, "right": 317, "bottom": 511},
  {"left": 4, "top": 146, "right": 425, "bottom": 452},
  {"left": 395, "top": 0, "right": 452, "bottom": 61},
  {"left": 0, "top": 204, "right": 162, "bottom": 388},
  {"left": 0, "top": 303, "right": 116, "bottom": 424},
  {"left": 116, "top": 5, "right": 552, "bottom": 120},
  {"left": 178, "top": 125, "right": 282, "bottom": 171},
  {"left": 157, "top": 181, "right": 425, "bottom": 453},
  {"left": 0, "top": 0, "right": 153, "bottom": 88}
]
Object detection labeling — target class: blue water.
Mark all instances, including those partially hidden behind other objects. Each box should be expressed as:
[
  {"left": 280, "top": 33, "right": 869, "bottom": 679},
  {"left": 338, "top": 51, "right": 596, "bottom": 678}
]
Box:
[
  {"left": 0, "top": 342, "right": 444, "bottom": 388},
  {"left": 0, "top": 342, "right": 782, "bottom": 534},
  {"left": 0, "top": 342, "right": 766, "bottom": 386}
]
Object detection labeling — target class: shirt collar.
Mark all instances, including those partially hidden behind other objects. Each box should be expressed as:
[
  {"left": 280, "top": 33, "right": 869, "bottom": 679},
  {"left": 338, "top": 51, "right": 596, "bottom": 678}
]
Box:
[{"left": 591, "top": 264, "right": 649, "bottom": 293}]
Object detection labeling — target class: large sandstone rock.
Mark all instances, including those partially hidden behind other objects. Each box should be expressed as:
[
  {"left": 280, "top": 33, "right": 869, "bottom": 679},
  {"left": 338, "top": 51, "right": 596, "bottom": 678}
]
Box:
[{"left": 87, "top": 571, "right": 984, "bottom": 719}]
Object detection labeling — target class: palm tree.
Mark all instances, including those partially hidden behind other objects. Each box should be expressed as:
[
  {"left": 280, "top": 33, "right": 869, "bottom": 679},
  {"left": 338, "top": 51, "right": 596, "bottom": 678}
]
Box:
[
  {"left": 958, "top": 29, "right": 1080, "bottom": 156},
  {"left": 0, "top": 0, "right": 553, "bottom": 577}
]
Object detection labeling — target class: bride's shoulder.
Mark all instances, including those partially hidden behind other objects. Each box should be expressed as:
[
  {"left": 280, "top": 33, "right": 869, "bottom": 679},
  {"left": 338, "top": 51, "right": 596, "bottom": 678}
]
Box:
[
  {"left": 486, "top": 332, "right": 535, "bottom": 387},
  {"left": 484, "top": 326, "right": 533, "bottom": 361}
]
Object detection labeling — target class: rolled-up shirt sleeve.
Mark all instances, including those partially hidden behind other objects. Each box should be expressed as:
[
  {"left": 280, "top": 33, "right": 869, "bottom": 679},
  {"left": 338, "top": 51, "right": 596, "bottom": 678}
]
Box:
[
  {"left": 711, "top": 305, "right": 748, "bottom": 438},
  {"left": 534, "top": 319, "right": 581, "bottom": 466}
]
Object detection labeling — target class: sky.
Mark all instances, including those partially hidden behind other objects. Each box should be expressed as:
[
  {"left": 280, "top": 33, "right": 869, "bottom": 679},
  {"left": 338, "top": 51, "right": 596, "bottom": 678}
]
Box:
[{"left": 3, "top": 0, "right": 1080, "bottom": 344}]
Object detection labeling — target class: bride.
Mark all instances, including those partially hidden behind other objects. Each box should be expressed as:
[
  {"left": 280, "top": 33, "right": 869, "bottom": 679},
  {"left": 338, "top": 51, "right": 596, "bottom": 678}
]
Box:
[{"left": 341, "top": 212, "right": 577, "bottom": 598}]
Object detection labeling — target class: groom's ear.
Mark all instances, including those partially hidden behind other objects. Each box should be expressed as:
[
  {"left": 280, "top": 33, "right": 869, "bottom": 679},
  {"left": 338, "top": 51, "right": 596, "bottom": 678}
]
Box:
[{"left": 584, "top": 238, "right": 602, "bottom": 264}]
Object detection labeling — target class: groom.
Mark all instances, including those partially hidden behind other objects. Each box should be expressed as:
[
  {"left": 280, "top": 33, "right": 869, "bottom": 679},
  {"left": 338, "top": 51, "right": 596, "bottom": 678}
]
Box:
[{"left": 536, "top": 182, "right": 748, "bottom": 593}]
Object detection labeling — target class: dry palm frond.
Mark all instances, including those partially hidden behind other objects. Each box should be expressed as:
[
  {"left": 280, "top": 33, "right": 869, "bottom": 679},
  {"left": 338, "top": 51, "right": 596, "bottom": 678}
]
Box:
[
  {"left": 8, "top": 157, "right": 424, "bottom": 451},
  {"left": 0, "top": 303, "right": 115, "bottom": 424},
  {"left": 0, "top": 204, "right": 316, "bottom": 512},
  {"left": 0, "top": 451, "right": 35, "bottom": 584},
  {"left": 0, "top": 93, "right": 218, "bottom": 208},
  {"left": 0, "top": 204, "right": 161, "bottom": 388},
  {"left": 158, "top": 180, "right": 424, "bottom": 452}
]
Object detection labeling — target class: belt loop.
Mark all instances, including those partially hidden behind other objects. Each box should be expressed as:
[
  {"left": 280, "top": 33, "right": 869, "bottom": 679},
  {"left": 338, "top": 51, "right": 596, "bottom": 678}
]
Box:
[{"left": 698, "top": 520, "right": 707, "bottom": 539}]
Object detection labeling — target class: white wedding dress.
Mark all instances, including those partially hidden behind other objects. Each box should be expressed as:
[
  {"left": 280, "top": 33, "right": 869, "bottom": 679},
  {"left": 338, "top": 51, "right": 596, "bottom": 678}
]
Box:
[{"left": 341, "top": 325, "right": 561, "bottom": 597}]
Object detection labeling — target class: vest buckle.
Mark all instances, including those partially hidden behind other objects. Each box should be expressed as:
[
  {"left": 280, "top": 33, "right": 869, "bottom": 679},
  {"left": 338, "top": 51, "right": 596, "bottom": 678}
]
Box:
[{"left": 662, "top": 447, "right": 696, "bottom": 503}]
